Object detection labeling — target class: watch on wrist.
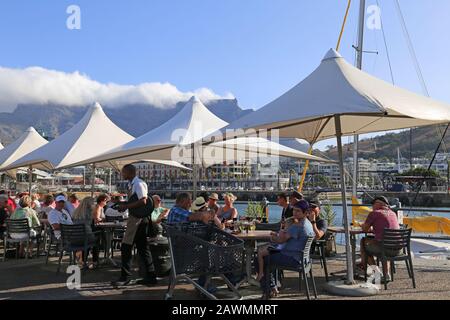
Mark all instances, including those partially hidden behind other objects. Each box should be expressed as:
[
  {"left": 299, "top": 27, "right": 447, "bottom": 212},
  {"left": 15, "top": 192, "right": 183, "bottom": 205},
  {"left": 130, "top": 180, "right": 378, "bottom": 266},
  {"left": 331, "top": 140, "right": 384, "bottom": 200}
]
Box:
[{"left": 311, "top": 221, "right": 316, "bottom": 224}]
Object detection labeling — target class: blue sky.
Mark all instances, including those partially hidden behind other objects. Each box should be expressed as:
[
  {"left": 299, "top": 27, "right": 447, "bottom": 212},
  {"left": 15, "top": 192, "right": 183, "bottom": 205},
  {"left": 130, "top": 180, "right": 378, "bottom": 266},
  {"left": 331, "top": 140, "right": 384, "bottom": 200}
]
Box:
[{"left": 0, "top": 0, "right": 449, "bottom": 150}]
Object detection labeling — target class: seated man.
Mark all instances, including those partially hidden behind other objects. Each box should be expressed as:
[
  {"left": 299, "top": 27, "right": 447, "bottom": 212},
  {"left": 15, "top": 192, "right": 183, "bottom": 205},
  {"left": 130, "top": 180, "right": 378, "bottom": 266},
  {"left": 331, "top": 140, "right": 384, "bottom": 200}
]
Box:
[
  {"left": 167, "top": 192, "right": 212, "bottom": 224},
  {"left": 105, "top": 195, "right": 129, "bottom": 219},
  {"left": 277, "top": 192, "right": 293, "bottom": 220},
  {"left": 48, "top": 195, "right": 73, "bottom": 240},
  {"left": 307, "top": 199, "right": 327, "bottom": 240},
  {"left": 259, "top": 200, "right": 314, "bottom": 299},
  {"left": 359, "top": 196, "right": 400, "bottom": 281}
]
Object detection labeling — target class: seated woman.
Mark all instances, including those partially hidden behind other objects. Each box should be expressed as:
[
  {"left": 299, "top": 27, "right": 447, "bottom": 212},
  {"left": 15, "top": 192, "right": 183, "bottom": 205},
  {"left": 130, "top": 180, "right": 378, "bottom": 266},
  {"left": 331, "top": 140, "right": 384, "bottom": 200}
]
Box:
[
  {"left": 72, "top": 197, "right": 101, "bottom": 268},
  {"left": 10, "top": 195, "right": 41, "bottom": 258},
  {"left": 217, "top": 193, "right": 238, "bottom": 225},
  {"left": 258, "top": 200, "right": 314, "bottom": 299}
]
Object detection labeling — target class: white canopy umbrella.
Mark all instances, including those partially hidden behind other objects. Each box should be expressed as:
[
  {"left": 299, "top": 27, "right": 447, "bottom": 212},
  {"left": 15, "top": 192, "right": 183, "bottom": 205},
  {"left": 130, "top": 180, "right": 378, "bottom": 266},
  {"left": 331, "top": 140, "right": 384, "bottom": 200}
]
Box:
[
  {"left": 229, "top": 49, "right": 450, "bottom": 143},
  {"left": 63, "top": 98, "right": 331, "bottom": 196},
  {"left": 4, "top": 103, "right": 134, "bottom": 194},
  {"left": 61, "top": 96, "right": 229, "bottom": 197},
  {"left": 0, "top": 127, "right": 48, "bottom": 179},
  {"left": 5, "top": 103, "right": 134, "bottom": 171},
  {"left": 227, "top": 49, "right": 450, "bottom": 284}
]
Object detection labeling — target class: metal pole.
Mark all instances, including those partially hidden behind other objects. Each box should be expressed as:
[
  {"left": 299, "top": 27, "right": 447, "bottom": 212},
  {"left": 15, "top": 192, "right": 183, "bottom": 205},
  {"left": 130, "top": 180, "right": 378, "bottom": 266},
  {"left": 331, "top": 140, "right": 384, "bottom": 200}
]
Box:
[
  {"left": 109, "top": 168, "right": 112, "bottom": 194},
  {"left": 335, "top": 115, "right": 355, "bottom": 284},
  {"left": 91, "top": 164, "right": 96, "bottom": 197},
  {"left": 192, "top": 143, "right": 197, "bottom": 199},
  {"left": 352, "top": 0, "right": 366, "bottom": 198},
  {"left": 28, "top": 165, "right": 33, "bottom": 195}
]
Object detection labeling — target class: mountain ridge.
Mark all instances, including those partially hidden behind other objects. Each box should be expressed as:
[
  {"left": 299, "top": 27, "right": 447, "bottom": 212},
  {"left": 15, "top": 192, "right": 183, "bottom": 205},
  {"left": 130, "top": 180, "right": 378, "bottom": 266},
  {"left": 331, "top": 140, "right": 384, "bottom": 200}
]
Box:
[{"left": 0, "top": 99, "right": 252, "bottom": 145}]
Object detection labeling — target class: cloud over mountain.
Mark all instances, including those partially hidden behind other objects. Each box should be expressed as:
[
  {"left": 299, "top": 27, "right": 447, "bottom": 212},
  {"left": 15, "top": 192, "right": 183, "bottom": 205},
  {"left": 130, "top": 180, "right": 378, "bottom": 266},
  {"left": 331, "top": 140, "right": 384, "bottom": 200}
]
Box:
[{"left": 0, "top": 66, "right": 234, "bottom": 112}]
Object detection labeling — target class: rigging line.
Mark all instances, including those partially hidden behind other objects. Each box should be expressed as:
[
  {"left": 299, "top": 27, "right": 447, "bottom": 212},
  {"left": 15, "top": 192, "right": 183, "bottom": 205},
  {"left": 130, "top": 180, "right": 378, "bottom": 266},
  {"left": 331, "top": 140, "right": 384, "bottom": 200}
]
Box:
[
  {"left": 410, "top": 123, "right": 450, "bottom": 209},
  {"left": 394, "top": 0, "right": 448, "bottom": 157},
  {"left": 376, "top": 0, "right": 395, "bottom": 85},
  {"left": 394, "top": 0, "right": 429, "bottom": 96}
]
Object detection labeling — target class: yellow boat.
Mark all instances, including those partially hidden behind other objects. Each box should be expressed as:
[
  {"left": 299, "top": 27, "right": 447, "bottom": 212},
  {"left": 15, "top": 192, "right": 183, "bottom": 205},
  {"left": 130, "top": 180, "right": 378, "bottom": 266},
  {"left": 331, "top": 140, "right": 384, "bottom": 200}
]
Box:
[
  {"left": 404, "top": 216, "right": 450, "bottom": 236},
  {"left": 351, "top": 196, "right": 450, "bottom": 235}
]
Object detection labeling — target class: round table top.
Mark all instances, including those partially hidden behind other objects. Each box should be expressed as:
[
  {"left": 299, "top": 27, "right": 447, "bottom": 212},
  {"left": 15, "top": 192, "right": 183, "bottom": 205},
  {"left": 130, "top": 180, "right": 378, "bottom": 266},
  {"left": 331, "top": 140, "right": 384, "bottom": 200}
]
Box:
[
  {"left": 328, "top": 226, "right": 366, "bottom": 234},
  {"left": 233, "top": 230, "right": 272, "bottom": 241},
  {"left": 97, "top": 222, "right": 127, "bottom": 229}
]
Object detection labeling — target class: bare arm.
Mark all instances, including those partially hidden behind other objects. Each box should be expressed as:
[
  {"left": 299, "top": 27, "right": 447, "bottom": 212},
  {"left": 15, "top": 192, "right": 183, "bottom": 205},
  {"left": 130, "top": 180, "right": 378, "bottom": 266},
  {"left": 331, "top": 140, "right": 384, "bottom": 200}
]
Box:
[
  {"left": 51, "top": 223, "right": 60, "bottom": 231},
  {"left": 270, "top": 230, "right": 291, "bottom": 244}
]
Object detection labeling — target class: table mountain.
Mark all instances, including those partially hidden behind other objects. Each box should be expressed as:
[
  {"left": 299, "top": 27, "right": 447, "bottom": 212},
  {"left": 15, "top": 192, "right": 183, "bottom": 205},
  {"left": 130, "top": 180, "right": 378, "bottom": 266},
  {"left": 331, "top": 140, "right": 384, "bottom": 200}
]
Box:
[{"left": 0, "top": 98, "right": 252, "bottom": 145}]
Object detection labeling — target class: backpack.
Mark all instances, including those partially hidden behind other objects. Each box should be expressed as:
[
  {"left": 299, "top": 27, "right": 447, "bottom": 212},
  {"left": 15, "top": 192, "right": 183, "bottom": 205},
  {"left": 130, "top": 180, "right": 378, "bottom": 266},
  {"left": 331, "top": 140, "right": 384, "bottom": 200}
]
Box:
[{"left": 127, "top": 193, "right": 155, "bottom": 219}]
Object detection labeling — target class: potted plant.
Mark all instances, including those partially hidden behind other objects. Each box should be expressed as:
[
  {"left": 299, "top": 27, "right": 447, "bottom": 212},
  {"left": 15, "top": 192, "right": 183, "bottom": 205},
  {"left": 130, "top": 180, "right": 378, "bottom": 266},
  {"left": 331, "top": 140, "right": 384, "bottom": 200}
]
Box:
[
  {"left": 244, "top": 201, "right": 265, "bottom": 222},
  {"left": 320, "top": 202, "right": 337, "bottom": 257}
]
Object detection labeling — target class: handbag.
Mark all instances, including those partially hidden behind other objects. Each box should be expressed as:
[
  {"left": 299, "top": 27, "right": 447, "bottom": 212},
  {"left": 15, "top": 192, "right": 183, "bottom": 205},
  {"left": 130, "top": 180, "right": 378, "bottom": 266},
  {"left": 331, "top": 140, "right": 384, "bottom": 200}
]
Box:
[{"left": 127, "top": 193, "right": 155, "bottom": 219}]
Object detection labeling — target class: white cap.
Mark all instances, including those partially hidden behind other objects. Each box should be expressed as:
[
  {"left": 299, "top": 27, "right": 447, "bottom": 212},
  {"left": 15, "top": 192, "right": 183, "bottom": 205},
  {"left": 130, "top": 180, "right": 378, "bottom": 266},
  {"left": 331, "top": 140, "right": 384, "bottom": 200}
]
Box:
[{"left": 55, "top": 195, "right": 66, "bottom": 202}]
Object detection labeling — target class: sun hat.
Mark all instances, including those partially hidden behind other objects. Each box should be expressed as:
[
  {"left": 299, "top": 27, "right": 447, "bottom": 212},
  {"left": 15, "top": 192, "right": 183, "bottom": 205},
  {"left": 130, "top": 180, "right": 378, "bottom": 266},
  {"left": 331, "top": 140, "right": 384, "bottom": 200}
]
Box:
[
  {"left": 372, "top": 196, "right": 390, "bottom": 206},
  {"left": 191, "top": 197, "right": 207, "bottom": 211},
  {"left": 208, "top": 193, "right": 219, "bottom": 201},
  {"left": 55, "top": 195, "right": 66, "bottom": 203},
  {"left": 293, "top": 199, "right": 309, "bottom": 212}
]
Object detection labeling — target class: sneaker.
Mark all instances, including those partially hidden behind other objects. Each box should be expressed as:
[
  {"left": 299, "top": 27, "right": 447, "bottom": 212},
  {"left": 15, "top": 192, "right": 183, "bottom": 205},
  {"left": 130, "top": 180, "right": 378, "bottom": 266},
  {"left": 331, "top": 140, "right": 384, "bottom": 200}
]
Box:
[
  {"left": 111, "top": 277, "right": 132, "bottom": 287},
  {"left": 136, "top": 277, "right": 157, "bottom": 286}
]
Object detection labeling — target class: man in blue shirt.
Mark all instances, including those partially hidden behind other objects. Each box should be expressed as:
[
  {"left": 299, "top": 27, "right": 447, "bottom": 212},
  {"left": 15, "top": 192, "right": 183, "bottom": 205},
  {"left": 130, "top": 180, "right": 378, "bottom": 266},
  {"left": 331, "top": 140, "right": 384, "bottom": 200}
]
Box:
[
  {"left": 259, "top": 200, "right": 314, "bottom": 299},
  {"left": 167, "top": 193, "right": 211, "bottom": 224}
]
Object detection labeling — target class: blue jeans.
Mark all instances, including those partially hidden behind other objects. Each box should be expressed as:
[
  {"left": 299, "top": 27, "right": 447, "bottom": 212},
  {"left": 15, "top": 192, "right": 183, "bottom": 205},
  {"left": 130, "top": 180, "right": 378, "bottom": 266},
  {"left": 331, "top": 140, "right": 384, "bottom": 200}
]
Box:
[{"left": 259, "top": 252, "right": 300, "bottom": 294}]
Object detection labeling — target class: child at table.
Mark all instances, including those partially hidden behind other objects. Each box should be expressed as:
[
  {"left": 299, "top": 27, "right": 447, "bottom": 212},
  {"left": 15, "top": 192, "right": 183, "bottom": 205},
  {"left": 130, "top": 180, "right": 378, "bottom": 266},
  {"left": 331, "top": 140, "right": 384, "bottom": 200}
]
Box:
[{"left": 256, "top": 217, "right": 296, "bottom": 282}]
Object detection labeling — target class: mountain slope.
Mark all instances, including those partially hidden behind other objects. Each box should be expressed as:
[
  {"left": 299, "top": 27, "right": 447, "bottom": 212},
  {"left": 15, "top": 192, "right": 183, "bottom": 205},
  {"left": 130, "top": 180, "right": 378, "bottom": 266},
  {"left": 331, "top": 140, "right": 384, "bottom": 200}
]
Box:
[
  {"left": 0, "top": 99, "right": 252, "bottom": 144},
  {"left": 322, "top": 125, "right": 450, "bottom": 160}
]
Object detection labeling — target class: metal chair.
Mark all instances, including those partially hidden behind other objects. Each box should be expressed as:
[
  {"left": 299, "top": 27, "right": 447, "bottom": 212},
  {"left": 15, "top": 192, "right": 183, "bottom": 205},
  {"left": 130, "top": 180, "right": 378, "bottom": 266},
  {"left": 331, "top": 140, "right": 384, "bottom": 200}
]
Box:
[
  {"left": 45, "top": 226, "right": 61, "bottom": 264},
  {"left": 266, "top": 236, "right": 317, "bottom": 300},
  {"left": 311, "top": 233, "right": 330, "bottom": 282},
  {"left": 57, "top": 224, "right": 95, "bottom": 273},
  {"left": 364, "top": 228, "right": 416, "bottom": 290},
  {"left": 3, "top": 219, "right": 32, "bottom": 261}
]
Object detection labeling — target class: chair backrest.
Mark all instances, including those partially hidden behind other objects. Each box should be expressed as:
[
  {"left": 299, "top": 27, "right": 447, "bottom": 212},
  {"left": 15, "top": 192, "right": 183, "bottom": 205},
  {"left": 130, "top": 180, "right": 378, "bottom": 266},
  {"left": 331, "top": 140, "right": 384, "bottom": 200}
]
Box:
[
  {"left": 6, "top": 219, "right": 30, "bottom": 235},
  {"left": 60, "top": 224, "right": 87, "bottom": 247},
  {"left": 382, "top": 228, "right": 412, "bottom": 252},
  {"left": 302, "top": 236, "right": 315, "bottom": 265}
]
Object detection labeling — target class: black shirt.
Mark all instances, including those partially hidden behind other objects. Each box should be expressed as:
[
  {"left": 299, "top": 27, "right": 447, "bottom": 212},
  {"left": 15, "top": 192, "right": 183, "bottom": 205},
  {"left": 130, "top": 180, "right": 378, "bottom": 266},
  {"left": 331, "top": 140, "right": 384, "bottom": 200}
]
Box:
[
  {"left": 281, "top": 205, "right": 294, "bottom": 220},
  {"left": 0, "top": 207, "right": 8, "bottom": 228},
  {"left": 314, "top": 217, "right": 328, "bottom": 239}
]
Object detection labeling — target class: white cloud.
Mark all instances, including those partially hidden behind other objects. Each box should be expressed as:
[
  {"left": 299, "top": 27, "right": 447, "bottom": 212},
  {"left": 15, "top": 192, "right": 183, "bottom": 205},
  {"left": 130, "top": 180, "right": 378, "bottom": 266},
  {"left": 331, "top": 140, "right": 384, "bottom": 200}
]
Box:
[{"left": 0, "top": 66, "right": 235, "bottom": 112}]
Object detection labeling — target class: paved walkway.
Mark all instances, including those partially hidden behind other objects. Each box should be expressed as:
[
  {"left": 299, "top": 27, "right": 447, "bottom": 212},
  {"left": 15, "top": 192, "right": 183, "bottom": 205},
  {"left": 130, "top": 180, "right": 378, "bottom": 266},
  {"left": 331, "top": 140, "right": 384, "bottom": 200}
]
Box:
[{"left": 0, "top": 249, "right": 448, "bottom": 300}]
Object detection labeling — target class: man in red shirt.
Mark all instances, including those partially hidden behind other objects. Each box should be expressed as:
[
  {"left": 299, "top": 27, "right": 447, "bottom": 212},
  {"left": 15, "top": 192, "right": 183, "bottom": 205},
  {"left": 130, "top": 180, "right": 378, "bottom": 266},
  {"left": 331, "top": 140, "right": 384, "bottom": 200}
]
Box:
[
  {"left": 359, "top": 196, "right": 400, "bottom": 281},
  {"left": 0, "top": 190, "right": 16, "bottom": 212}
]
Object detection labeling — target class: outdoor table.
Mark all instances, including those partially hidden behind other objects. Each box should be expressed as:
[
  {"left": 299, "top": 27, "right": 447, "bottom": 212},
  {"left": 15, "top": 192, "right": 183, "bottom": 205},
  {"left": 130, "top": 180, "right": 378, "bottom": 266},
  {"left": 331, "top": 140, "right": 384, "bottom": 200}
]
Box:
[
  {"left": 97, "top": 221, "right": 127, "bottom": 267},
  {"left": 233, "top": 230, "right": 272, "bottom": 287},
  {"left": 327, "top": 226, "right": 372, "bottom": 278}
]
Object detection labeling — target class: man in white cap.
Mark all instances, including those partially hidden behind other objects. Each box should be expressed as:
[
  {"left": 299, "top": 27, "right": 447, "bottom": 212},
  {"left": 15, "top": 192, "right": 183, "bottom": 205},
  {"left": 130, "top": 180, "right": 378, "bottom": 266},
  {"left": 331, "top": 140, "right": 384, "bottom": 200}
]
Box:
[{"left": 48, "top": 195, "right": 73, "bottom": 239}]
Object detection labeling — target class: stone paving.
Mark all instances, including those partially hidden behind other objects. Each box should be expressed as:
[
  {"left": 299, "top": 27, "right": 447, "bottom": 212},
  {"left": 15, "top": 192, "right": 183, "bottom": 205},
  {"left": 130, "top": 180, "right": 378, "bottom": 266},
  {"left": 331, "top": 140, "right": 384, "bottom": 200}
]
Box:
[{"left": 0, "top": 248, "right": 449, "bottom": 300}]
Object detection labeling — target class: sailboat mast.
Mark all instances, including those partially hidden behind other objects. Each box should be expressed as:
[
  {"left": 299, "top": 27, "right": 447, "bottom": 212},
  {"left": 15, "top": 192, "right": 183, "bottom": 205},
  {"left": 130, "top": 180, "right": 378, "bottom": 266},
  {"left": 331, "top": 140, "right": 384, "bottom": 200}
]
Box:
[{"left": 352, "top": 0, "right": 366, "bottom": 197}]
